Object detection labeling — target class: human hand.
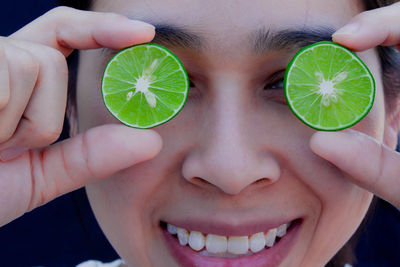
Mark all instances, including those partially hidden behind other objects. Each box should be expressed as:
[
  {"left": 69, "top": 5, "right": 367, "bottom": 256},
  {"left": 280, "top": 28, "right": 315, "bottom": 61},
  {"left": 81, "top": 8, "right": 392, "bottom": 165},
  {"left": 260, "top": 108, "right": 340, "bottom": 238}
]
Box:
[
  {"left": 0, "top": 7, "right": 162, "bottom": 227},
  {"left": 310, "top": 130, "right": 400, "bottom": 209},
  {"left": 310, "top": 2, "right": 400, "bottom": 210},
  {"left": 332, "top": 1, "right": 400, "bottom": 51}
]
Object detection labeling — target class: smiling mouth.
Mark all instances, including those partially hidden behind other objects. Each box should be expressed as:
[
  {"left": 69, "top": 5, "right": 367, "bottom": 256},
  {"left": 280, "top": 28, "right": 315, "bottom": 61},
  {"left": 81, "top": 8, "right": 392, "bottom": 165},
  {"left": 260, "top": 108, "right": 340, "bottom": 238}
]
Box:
[
  {"left": 161, "top": 220, "right": 293, "bottom": 257},
  {"left": 160, "top": 219, "right": 302, "bottom": 267}
]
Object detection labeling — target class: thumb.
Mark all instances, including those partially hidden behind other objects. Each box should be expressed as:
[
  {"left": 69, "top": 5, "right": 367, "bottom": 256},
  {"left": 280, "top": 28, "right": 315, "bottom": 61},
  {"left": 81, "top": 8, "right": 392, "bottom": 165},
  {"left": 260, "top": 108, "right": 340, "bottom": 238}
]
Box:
[
  {"left": 28, "top": 124, "right": 162, "bottom": 210},
  {"left": 310, "top": 129, "right": 400, "bottom": 208}
]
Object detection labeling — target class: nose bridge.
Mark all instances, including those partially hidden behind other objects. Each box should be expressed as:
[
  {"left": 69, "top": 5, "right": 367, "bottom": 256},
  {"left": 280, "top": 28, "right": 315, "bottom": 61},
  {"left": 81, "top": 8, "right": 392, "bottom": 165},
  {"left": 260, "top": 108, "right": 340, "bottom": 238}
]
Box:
[
  {"left": 205, "top": 72, "right": 250, "bottom": 167},
  {"left": 182, "top": 73, "right": 281, "bottom": 195},
  {"left": 206, "top": 87, "right": 249, "bottom": 174}
]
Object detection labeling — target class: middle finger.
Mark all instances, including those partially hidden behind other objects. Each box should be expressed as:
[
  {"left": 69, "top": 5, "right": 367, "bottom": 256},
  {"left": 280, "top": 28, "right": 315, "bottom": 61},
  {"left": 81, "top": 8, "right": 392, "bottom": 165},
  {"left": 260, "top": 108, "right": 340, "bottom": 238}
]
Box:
[
  {"left": 0, "top": 39, "right": 68, "bottom": 152},
  {"left": 0, "top": 41, "right": 39, "bottom": 144}
]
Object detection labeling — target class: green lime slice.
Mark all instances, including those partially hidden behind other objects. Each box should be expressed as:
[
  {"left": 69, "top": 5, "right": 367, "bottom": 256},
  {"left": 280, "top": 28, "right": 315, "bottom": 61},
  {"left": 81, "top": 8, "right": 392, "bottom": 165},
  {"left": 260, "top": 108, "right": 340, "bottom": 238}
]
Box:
[
  {"left": 284, "top": 41, "right": 375, "bottom": 131},
  {"left": 101, "top": 43, "right": 189, "bottom": 129}
]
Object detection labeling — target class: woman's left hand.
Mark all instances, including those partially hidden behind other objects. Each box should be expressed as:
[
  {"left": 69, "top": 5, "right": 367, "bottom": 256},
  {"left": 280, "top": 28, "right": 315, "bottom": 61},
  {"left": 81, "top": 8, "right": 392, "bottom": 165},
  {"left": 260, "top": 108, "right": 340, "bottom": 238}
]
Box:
[
  {"left": 332, "top": 1, "right": 400, "bottom": 51},
  {"left": 310, "top": 130, "right": 400, "bottom": 209},
  {"left": 310, "top": 2, "right": 400, "bottom": 210}
]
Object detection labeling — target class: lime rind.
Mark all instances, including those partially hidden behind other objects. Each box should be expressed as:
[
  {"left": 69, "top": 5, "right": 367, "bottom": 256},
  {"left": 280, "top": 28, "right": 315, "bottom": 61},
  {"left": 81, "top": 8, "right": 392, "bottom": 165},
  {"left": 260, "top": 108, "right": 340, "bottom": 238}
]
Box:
[
  {"left": 101, "top": 43, "right": 189, "bottom": 129},
  {"left": 284, "top": 41, "right": 375, "bottom": 131}
]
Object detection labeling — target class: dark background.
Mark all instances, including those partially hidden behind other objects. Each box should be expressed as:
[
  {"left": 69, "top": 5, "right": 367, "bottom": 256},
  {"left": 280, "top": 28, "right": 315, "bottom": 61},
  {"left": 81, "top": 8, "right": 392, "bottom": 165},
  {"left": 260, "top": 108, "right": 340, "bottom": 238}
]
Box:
[
  {"left": 0, "top": 1, "right": 118, "bottom": 266},
  {"left": 0, "top": 2, "right": 399, "bottom": 267}
]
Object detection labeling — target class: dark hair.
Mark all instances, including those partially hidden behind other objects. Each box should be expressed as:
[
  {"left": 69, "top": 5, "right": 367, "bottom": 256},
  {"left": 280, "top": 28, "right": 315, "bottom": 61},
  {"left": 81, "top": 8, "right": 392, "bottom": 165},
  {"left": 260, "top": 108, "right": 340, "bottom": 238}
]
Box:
[{"left": 59, "top": 0, "right": 400, "bottom": 266}]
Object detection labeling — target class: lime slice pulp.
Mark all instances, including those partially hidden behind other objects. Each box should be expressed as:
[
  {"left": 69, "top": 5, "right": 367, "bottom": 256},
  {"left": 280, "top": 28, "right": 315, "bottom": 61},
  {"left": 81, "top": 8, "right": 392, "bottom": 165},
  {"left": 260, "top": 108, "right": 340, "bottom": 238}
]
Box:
[
  {"left": 284, "top": 41, "right": 375, "bottom": 131},
  {"left": 101, "top": 43, "right": 189, "bottom": 129}
]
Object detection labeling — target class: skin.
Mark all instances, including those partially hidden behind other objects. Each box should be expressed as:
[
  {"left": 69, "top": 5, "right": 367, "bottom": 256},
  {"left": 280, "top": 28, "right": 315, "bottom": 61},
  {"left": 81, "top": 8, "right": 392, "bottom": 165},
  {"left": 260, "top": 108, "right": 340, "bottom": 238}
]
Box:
[
  {"left": 0, "top": 1, "right": 398, "bottom": 267},
  {"left": 79, "top": 0, "right": 396, "bottom": 266}
]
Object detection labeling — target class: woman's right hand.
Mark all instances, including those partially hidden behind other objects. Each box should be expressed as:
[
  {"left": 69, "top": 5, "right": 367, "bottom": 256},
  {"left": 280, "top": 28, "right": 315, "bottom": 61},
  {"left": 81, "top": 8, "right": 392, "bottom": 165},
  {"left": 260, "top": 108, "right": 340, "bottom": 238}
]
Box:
[{"left": 0, "top": 7, "right": 162, "bottom": 227}]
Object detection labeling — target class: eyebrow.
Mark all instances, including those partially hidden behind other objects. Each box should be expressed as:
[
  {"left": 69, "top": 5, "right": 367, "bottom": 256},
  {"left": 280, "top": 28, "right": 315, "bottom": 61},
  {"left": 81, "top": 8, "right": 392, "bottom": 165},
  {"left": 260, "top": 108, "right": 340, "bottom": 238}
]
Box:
[
  {"left": 151, "top": 24, "right": 335, "bottom": 53},
  {"left": 152, "top": 24, "right": 203, "bottom": 50},
  {"left": 101, "top": 24, "right": 336, "bottom": 57},
  {"left": 252, "top": 26, "right": 336, "bottom": 53}
]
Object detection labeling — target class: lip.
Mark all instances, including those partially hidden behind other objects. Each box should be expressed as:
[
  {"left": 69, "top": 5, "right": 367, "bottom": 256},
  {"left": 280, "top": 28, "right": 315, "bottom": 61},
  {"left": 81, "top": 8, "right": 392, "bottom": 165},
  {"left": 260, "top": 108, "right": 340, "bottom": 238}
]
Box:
[
  {"left": 162, "top": 217, "right": 298, "bottom": 237},
  {"left": 162, "top": 219, "right": 302, "bottom": 267}
]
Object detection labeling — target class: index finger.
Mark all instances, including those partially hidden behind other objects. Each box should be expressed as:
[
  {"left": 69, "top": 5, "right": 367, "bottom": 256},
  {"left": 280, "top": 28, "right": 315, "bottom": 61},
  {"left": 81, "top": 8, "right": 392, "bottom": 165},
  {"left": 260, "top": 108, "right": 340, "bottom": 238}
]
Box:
[
  {"left": 9, "top": 6, "right": 156, "bottom": 57},
  {"left": 310, "top": 129, "right": 400, "bottom": 208},
  {"left": 332, "top": 2, "right": 400, "bottom": 51}
]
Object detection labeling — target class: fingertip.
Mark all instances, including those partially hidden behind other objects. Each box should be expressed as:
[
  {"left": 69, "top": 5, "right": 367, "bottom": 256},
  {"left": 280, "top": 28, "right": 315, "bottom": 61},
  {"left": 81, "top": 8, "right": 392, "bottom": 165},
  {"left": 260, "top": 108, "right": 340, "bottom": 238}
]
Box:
[
  {"left": 332, "top": 32, "right": 365, "bottom": 52},
  {"left": 143, "top": 129, "right": 163, "bottom": 158},
  {"left": 55, "top": 13, "right": 156, "bottom": 53},
  {"left": 93, "top": 17, "right": 156, "bottom": 49},
  {"left": 309, "top": 131, "right": 328, "bottom": 156},
  {"left": 332, "top": 23, "right": 360, "bottom": 40},
  {"left": 310, "top": 130, "right": 349, "bottom": 157},
  {"left": 124, "top": 127, "right": 163, "bottom": 161},
  {"left": 80, "top": 124, "right": 163, "bottom": 179},
  {"left": 92, "top": 124, "right": 162, "bottom": 162}
]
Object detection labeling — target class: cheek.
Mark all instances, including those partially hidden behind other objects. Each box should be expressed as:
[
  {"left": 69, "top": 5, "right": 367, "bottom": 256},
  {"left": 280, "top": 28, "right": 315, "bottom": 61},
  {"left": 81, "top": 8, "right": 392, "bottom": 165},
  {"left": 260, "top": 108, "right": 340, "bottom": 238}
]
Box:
[
  {"left": 85, "top": 163, "right": 172, "bottom": 266},
  {"left": 302, "top": 189, "right": 373, "bottom": 266}
]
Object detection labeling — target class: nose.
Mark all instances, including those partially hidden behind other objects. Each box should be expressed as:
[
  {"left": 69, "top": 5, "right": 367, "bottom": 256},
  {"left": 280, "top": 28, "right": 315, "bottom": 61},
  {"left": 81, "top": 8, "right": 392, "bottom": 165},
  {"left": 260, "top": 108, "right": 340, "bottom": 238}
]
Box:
[{"left": 182, "top": 77, "right": 281, "bottom": 195}]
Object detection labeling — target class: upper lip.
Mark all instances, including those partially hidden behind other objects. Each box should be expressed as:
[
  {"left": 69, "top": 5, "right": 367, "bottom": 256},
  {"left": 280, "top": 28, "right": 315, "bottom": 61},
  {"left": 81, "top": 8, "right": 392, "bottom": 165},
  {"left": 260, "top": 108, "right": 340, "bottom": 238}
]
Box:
[{"left": 162, "top": 216, "right": 300, "bottom": 236}]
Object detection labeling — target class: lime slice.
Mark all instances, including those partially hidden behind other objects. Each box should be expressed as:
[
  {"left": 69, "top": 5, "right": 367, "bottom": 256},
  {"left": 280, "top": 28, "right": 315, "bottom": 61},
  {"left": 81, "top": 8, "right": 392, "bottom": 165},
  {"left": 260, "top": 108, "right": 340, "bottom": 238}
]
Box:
[
  {"left": 101, "top": 43, "right": 189, "bottom": 129},
  {"left": 284, "top": 41, "right": 375, "bottom": 131}
]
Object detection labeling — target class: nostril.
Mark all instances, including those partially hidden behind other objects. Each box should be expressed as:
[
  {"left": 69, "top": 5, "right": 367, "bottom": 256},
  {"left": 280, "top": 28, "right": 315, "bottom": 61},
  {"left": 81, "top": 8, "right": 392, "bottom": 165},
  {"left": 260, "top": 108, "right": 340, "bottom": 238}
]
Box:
[
  {"left": 188, "top": 177, "right": 213, "bottom": 187},
  {"left": 253, "top": 178, "right": 273, "bottom": 186}
]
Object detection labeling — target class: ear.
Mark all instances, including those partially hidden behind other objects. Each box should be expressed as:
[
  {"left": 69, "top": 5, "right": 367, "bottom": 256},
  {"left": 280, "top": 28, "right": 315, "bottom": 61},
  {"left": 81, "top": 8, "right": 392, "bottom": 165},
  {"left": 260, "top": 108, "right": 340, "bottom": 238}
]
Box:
[{"left": 383, "top": 99, "right": 400, "bottom": 149}]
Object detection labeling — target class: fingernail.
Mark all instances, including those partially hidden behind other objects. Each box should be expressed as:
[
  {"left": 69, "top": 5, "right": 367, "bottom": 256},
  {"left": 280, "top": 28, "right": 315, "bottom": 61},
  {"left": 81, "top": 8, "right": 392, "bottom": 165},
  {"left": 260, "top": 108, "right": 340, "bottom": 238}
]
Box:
[
  {"left": 333, "top": 23, "right": 360, "bottom": 37},
  {"left": 0, "top": 147, "right": 28, "bottom": 161},
  {"left": 128, "top": 20, "right": 155, "bottom": 31}
]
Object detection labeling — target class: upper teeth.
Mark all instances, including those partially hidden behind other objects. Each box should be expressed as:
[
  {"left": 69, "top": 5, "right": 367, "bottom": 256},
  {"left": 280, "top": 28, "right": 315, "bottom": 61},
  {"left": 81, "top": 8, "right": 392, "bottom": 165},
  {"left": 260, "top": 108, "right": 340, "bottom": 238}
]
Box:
[{"left": 167, "top": 222, "right": 291, "bottom": 255}]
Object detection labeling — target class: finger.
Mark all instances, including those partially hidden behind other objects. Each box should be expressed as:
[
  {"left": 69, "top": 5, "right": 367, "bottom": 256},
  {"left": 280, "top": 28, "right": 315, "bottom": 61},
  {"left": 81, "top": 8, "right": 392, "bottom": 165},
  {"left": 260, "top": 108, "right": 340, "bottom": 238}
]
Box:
[
  {"left": 10, "top": 6, "right": 155, "bottom": 57},
  {"left": 310, "top": 130, "right": 400, "bottom": 208},
  {"left": 26, "top": 124, "right": 162, "bottom": 210},
  {"left": 0, "top": 42, "right": 10, "bottom": 110},
  {"left": 0, "top": 40, "right": 68, "bottom": 155},
  {"left": 332, "top": 2, "right": 400, "bottom": 51},
  {"left": 0, "top": 42, "right": 39, "bottom": 144}
]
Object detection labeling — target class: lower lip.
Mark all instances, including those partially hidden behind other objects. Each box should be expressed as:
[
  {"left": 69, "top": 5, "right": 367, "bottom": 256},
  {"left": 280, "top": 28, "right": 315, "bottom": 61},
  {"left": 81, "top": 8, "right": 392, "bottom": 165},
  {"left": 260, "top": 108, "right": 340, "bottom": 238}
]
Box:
[{"left": 162, "top": 220, "right": 301, "bottom": 267}]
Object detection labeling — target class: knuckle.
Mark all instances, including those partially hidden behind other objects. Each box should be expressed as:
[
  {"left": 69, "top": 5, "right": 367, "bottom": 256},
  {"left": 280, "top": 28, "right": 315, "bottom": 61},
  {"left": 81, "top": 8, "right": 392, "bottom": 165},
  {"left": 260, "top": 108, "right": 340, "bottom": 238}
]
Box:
[
  {"left": 0, "top": 128, "right": 15, "bottom": 144},
  {"left": 103, "top": 12, "right": 127, "bottom": 21},
  {"left": 46, "top": 47, "right": 67, "bottom": 71},
  {"left": 48, "top": 6, "right": 74, "bottom": 17},
  {"left": 45, "top": 6, "right": 79, "bottom": 24},
  {"left": 37, "top": 125, "right": 62, "bottom": 145},
  {"left": 23, "top": 121, "right": 62, "bottom": 147},
  {"left": 355, "top": 10, "right": 373, "bottom": 22},
  {"left": 15, "top": 49, "right": 39, "bottom": 78}
]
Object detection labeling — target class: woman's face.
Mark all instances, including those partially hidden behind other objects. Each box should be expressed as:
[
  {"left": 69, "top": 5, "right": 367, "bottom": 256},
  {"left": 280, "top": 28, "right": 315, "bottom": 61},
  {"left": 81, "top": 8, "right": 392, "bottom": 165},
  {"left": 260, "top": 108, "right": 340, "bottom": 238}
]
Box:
[{"left": 76, "top": 0, "right": 389, "bottom": 266}]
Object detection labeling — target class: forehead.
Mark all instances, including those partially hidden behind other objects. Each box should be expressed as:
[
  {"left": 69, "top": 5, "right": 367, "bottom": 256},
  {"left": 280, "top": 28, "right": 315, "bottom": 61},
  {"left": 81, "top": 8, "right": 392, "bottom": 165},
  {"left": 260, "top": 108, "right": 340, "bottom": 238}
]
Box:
[
  {"left": 93, "top": 0, "right": 364, "bottom": 63},
  {"left": 93, "top": 0, "right": 363, "bottom": 31}
]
